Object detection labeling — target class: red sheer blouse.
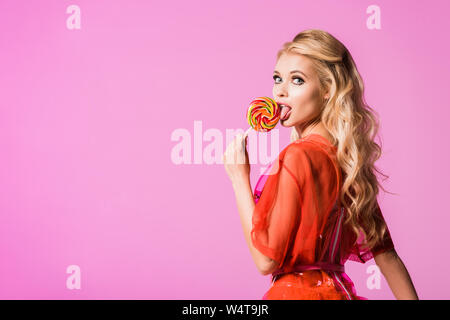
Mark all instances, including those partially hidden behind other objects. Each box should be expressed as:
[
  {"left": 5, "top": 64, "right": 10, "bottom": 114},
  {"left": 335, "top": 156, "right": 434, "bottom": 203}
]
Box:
[{"left": 251, "top": 134, "right": 395, "bottom": 274}]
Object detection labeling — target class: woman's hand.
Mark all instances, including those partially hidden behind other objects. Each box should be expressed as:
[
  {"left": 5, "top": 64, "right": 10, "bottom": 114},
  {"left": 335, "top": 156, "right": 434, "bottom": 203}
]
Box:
[{"left": 223, "top": 133, "right": 250, "bottom": 184}]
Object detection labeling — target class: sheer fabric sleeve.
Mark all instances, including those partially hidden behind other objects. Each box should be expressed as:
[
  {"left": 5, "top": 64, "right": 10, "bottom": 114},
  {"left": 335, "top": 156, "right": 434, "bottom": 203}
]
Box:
[
  {"left": 250, "top": 146, "right": 304, "bottom": 269},
  {"left": 346, "top": 201, "right": 395, "bottom": 263}
]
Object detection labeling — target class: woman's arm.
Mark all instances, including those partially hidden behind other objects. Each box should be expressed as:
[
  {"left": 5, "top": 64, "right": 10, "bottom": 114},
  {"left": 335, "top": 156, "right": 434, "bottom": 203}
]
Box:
[
  {"left": 223, "top": 132, "right": 277, "bottom": 275},
  {"left": 231, "top": 178, "right": 278, "bottom": 275},
  {"left": 374, "top": 249, "right": 419, "bottom": 300}
]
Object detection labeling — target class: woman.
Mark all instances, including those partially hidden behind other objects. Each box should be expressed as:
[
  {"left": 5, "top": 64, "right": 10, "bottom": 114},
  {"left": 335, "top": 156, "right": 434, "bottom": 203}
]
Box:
[{"left": 223, "top": 29, "right": 418, "bottom": 300}]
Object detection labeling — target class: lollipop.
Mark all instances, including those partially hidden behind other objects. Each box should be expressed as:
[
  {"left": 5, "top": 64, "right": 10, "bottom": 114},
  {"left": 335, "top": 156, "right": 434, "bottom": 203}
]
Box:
[{"left": 244, "top": 97, "right": 280, "bottom": 136}]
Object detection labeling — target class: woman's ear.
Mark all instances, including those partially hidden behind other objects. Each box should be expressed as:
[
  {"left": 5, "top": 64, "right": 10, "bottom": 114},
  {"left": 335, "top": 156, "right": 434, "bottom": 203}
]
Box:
[{"left": 322, "top": 87, "right": 330, "bottom": 100}]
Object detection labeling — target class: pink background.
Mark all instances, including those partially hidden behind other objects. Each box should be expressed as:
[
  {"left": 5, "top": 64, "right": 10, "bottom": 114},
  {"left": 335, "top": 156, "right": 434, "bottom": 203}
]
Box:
[{"left": 1, "top": 0, "right": 449, "bottom": 299}]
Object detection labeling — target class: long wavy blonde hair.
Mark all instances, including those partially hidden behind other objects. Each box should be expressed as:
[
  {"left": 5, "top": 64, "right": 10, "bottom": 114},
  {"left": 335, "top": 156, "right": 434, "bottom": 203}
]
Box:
[{"left": 279, "top": 29, "right": 393, "bottom": 251}]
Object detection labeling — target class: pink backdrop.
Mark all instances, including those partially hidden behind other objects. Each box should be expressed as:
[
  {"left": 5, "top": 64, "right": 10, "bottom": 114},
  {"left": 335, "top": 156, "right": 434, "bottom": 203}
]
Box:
[{"left": 1, "top": 0, "right": 449, "bottom": 299}]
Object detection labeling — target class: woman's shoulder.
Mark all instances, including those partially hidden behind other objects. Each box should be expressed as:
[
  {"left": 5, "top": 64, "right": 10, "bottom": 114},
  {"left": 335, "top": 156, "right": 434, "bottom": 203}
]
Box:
[
  {"left": 273, "top": 139, "right": 339, "bottom": 191},
  {"left": 278, "top": 137, "right": 340, "bottom": 181},
  {"left": 280, "top": 136, "right": 334, "bottom": 161}
]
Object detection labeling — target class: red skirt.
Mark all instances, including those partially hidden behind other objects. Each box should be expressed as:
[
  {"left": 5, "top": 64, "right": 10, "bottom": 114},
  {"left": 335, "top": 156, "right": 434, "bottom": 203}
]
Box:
[{"left": 262, "top": 270, "right": 367, "bottom": 300}]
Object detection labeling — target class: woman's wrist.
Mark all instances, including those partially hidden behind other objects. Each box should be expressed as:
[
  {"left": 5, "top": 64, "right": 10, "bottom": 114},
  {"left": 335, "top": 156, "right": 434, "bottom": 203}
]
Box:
[{"left": 231, "top": 175, "right": 251, "bottom": 190}]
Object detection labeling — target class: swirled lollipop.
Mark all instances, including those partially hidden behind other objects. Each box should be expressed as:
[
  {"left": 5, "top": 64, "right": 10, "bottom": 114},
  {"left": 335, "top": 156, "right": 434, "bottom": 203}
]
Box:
[{"left": 244, "top": 97, "right": 280, "bottom": 136}]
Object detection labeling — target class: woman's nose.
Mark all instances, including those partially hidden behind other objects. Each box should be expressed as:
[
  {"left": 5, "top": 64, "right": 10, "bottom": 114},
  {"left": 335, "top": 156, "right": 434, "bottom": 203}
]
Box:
[
  {"left": 274, "top": 84, "right": 288, "bottom": 98},
  {"left": 274, "top": 88, "right": 287, "bottom": 98}
]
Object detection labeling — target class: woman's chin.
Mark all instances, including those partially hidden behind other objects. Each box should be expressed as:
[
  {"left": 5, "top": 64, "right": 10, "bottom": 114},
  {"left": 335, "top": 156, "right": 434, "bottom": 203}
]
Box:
[{"left": 280, "top": 118, "right": 292, "bottom": 127}]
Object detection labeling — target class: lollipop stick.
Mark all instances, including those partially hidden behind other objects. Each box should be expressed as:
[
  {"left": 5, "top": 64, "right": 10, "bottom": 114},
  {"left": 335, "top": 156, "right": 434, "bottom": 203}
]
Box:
[{"left": 243, "top": 127, "right": 252, "bottom": 138}]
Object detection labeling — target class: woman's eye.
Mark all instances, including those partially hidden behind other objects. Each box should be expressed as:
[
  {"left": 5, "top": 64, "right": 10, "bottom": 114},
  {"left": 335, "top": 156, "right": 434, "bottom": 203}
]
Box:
[
  {"left": 293, "top": 77, "right": 304, "bottom": 85},
  {"left": 272, "top": 75, "right": 304, "bottom": 85}
]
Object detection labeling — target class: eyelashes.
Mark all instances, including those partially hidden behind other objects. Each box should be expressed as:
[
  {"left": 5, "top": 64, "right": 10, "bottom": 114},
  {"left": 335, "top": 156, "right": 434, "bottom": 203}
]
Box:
[{"left": 273, "top": 75, "right": 305, "bottom": 85}]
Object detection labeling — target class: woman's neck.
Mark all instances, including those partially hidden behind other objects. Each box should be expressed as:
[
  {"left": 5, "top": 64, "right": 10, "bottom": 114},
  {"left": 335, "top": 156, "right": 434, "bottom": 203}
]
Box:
[{"left": 296, "top": 121, "right": 331, "bottom": 140}]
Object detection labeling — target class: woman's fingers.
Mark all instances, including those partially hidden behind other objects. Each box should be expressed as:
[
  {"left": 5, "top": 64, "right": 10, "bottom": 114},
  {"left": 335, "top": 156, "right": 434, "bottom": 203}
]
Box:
[
  {"left": 224, "top": 133, "right": 247, "bottom": 165},
  {"left": 235, "top": 134, "right": 247, "bottom": 164}
]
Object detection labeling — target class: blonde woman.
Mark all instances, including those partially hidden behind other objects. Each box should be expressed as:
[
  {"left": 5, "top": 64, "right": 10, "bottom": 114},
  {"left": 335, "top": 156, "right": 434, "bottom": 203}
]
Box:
[{"left": 223, "top": 29, "right": 418, "bottom": 300}]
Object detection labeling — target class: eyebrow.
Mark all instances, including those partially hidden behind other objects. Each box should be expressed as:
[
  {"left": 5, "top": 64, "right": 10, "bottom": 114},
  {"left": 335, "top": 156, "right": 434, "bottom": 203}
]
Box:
[{"left": 273, "top": 70, "right": 308, "bottom": 79}]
